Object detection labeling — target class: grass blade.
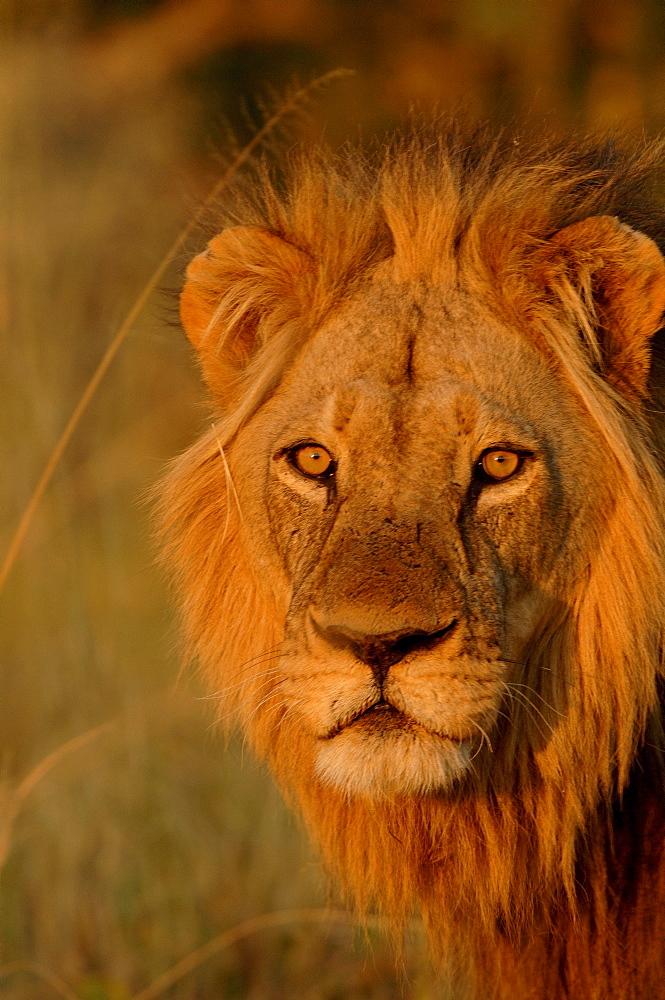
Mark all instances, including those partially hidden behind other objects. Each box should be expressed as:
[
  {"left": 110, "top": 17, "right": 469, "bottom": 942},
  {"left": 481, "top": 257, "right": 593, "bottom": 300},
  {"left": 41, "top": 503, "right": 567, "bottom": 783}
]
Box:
[
  {"left": 0, "top": 960, "right": 80, "bottom": 1000},
  {"left": 130, "top": 908, "right": 381, "bottom": 1000},
  {"left": 0, "top": 68, "right": 353, "bottom": 596}
]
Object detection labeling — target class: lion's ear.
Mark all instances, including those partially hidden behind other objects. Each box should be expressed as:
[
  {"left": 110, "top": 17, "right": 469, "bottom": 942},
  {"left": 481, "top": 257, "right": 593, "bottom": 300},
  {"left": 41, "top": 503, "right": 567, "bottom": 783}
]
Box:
[
  {"left": 547, "top": 216, "right": 665, "bottom": 397},
  {"left": 181, "top": 226, "right": 313, "bottom": 400}
]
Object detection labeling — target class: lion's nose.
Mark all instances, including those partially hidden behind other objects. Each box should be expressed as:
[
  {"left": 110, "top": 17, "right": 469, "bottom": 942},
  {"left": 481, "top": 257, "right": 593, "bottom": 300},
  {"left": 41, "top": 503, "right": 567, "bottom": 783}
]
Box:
[{"left": 311, "top": 617, "right": 457, "bottom": 685}]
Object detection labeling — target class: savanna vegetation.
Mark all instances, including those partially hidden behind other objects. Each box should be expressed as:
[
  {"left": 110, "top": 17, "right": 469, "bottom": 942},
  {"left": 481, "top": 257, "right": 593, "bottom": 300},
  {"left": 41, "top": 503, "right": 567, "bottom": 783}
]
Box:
[{"left": 3, "top": 1, "right": 665, "bottom": 997}]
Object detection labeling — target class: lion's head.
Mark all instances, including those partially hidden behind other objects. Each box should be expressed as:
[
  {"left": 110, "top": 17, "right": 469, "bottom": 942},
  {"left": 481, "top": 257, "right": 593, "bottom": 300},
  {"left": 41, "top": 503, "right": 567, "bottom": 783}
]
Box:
[{"left": 159, "top": 125, "right": 665, "bottom": 990}]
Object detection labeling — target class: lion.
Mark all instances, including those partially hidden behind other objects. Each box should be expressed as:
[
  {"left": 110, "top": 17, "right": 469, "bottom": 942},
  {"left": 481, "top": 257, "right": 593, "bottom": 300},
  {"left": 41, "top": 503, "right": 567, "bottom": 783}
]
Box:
[{"left": 158, "top": 123, "right": 665, "bottom": 999}]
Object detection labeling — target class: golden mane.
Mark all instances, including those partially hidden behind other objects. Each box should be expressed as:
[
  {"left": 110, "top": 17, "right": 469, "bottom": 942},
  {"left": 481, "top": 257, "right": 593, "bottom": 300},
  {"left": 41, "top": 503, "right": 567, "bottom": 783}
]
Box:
[{"left": 158, "top": 124, "right": 665, "bottom": 998}]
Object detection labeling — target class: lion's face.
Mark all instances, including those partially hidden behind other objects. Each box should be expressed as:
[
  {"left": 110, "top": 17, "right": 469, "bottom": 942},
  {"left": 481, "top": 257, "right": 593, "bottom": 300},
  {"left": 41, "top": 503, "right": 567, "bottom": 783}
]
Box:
[{"left": 233, "top": 281, "right": 601, "bottom": 797}]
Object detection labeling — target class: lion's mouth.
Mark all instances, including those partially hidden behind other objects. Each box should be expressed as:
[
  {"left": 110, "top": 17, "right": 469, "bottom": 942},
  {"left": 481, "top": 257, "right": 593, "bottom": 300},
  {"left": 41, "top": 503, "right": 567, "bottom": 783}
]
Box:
[
  {"left": 315, "top": 696, "right": 472, "bottom": 796},
  {"left": 323, "top": 699, "right": 451, "bottom": 741}
]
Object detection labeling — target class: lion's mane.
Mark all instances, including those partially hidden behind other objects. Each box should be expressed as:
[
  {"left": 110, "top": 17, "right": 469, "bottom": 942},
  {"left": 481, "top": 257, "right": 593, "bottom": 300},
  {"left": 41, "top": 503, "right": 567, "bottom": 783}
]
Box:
[{"left": 158, "top": 124, "right": 665, "bottom": 998}]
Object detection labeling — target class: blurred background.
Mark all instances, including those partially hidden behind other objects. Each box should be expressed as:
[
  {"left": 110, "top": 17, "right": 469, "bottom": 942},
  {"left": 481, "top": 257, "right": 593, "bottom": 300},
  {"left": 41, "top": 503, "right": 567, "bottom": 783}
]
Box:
[{"left": 3, "top": 1, "right": 665, "bottom": 997}]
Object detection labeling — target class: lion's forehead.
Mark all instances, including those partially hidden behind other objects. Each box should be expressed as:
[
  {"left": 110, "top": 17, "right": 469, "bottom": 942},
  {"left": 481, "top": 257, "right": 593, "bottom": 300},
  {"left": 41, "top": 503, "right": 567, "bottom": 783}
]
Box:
[{"left": 295, "top": 283, "right": 557, "bottom": 411}]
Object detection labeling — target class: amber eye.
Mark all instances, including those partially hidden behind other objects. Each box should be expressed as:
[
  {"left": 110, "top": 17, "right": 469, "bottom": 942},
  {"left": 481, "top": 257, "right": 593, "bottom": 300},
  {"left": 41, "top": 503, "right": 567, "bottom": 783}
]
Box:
[
  {"left": 291, "top": 443, "right": 334, "bottom": 479},
  {"left": 480, "top": 449, "right": 521, "bottom": 481}
]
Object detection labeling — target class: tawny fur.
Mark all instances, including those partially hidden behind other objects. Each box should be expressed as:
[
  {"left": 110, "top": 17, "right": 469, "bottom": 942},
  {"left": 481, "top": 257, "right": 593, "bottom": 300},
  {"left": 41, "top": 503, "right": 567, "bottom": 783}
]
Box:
[{"left": 157, "top": 123, "right": 665, "bottom": 999}]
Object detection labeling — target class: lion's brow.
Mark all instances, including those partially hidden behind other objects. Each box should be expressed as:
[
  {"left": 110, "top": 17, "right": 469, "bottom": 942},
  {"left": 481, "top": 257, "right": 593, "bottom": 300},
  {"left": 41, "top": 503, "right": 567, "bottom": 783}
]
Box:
[{"left": 453, "top": 392, "right": 481, "bottom": 435}]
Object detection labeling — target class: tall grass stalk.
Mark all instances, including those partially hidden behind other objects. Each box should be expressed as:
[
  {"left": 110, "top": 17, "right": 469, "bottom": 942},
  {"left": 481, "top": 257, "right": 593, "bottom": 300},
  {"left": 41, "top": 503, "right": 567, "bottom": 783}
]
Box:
[
  {"left": 0, "top": 960, "right": 80, "bottom": 1000},
  {"left": 0, "top": 68, "right": 352, "bottom": 597},
  {"left": 130, "top": 909, "right": 387, "bottom": 1000},
  {"left": 0, "top": 909, "right": 392, "bottom": 1000},
  {"left": 0, "top": 721, "right": 114, "bottom": 870}
]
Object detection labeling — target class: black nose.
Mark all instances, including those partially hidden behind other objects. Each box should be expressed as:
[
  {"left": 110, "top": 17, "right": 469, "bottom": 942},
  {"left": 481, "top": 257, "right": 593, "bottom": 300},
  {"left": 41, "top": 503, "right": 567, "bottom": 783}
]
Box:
[{"left": 314, "top": 620, "right": 457, "bottom": 685}]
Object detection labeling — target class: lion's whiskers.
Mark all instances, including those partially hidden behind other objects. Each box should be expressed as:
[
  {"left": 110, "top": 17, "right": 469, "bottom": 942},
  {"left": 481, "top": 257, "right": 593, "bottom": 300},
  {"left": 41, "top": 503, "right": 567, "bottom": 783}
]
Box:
[
  {"left": 267, "top": 699, "right": 307, "bottom": 741},
  {"left": 499, "top": 683, "right": 554, "bottom": 742},
  {"left": 210, "top": 680, "right": 286, "bottom": 729},
  {"left": 470, "top": 722, "right": 493, "bottom": 760},
  {"left": 200, "top": 643, "right": 285, "bottom": 696},
  {"left": 504, "top": 682, "right": 564, "bottom": 718},
  {"left": 240, "top": 683, "right": 291, "bottom": 727},
  {"left": 199, "top": 658, "right": 285, "bottom": 702},
  {"left": 497, "top": 656, "right": 600, "bottom": 683},
  {"left": 240, "top": 696, "right": 308, "bottom": 755}
]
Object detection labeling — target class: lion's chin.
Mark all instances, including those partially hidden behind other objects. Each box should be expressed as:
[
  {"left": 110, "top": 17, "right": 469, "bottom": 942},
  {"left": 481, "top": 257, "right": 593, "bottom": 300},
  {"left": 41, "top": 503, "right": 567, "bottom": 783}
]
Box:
[{"left": 314, "top": 707, "right": 471, "bottom": 798}]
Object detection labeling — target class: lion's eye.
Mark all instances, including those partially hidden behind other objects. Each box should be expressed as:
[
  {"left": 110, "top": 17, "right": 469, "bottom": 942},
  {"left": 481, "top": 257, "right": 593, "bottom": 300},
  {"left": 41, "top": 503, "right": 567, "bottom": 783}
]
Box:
[
  {"left": 479, "top": 449, "right": 521, "bottom": 482},
  {"left": 290, "top": 443, "right": 334, "bottom": 480}
]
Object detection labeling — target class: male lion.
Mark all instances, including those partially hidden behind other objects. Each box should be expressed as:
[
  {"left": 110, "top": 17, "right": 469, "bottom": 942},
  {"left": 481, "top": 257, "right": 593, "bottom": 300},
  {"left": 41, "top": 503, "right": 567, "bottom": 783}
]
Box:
[{"left": 158, "top": 124, "right": 665, "bottom": 999}]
